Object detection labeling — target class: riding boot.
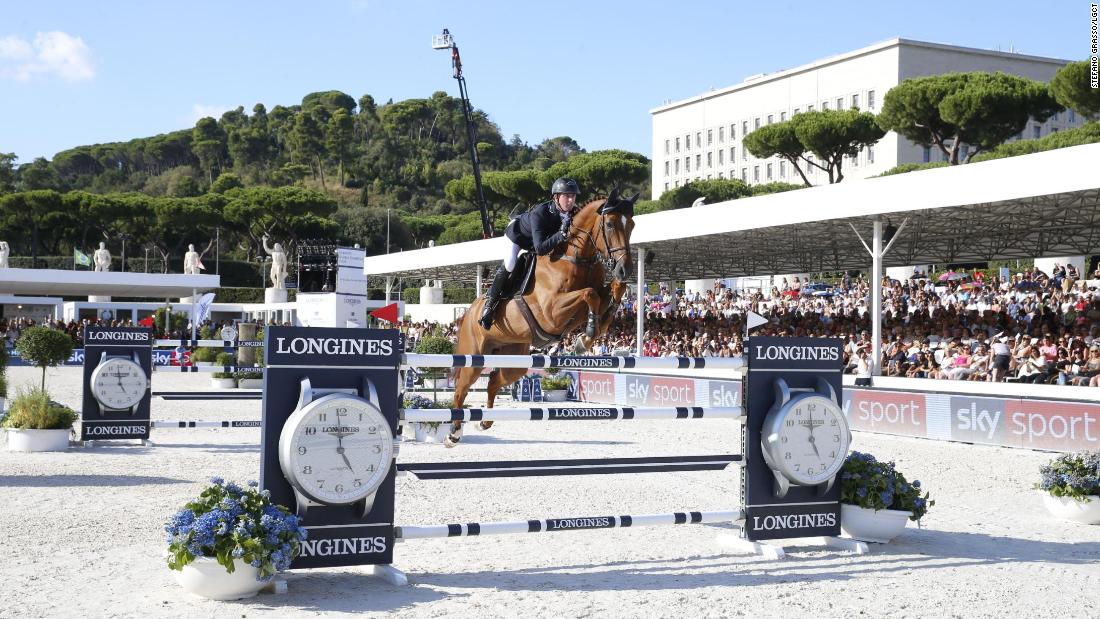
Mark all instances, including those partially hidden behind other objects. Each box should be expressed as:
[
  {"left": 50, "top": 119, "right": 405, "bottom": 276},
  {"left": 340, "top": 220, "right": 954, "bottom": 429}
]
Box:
[{"left": 479, "top": 265, "right": 511, "bottom": 330}]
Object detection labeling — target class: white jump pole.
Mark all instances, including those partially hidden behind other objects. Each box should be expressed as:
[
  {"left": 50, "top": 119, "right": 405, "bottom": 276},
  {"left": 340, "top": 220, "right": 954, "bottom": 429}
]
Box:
[{"left": 397, "top": 509, "right": 743, "bottom": 540}]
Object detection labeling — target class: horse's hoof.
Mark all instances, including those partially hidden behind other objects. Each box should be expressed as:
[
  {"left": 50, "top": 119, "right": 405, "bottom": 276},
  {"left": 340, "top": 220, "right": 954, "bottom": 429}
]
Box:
[
  {"left": 444, "top": 433, "right": 461, "bottom": 448},
  {"left": 478, "top": 421, "right": 494, "bottom": 431}
]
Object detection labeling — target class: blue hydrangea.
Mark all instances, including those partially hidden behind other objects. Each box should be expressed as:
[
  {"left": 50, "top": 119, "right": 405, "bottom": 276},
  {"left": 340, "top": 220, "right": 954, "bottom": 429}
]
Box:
[{"left": 208, "top": 476, "right": 224, "bottom": 486}]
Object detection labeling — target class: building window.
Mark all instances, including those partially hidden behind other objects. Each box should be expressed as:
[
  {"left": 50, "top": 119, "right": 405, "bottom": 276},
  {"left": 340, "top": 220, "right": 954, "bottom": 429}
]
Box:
[
  {"left": 718, "top": 171, "right": 724, "bottom": 179},
  {"left": 822, "top": 101, "right": 829, "bottom": 110},
  {"left": 1069, "top": 109, "right": 1076, "bottom": 123},
  {"left": 852, "top": 94, "right": 859, "bottom": 109},
  {"left": 941, "top": 150, "right": 949, "bottom": 162},
  {"left": 753, "top": 166, "right": 760, "bottom": 182},
  {"left": 718, "top": 150, "right": 724, "bottom": 165},
  {"left": 850, "top": 153, "right": 859, "bottom": 167},
  {"left": 807, "top": 155, "right": 814, "bottom": 173},
  {"left": 741, "top": 168, "right": 747, "bottom": 181},
  {"left": 836, "top": 97, "right": 843, "bottom": 109},
  {"left": 867, "top": 145, "right": 874, "bottom": 164},
  {"left": 922, "top": 146, "right": 930, "bottom": 163},
  {"left": 766, "top": 163, "right": 773, "bottom": 180},
  {"left": 707, "top": 152, "right": 713, "bottom": 168},
  {"left": 754, "top": 117, "right": 760, "bottom": 130},
  {"left": 807, "top": 103, "right": 814, "bottom": 112},
  {"left": 664, "top": 161, "right": 669, "bottom": 176},
  {"left": 767, "top": 114, "right": 773, "bottom": 125},
  {"left": 706, "top": 174, "right": 712, "bottom": 180},
  {"left": 868, "top": 90, "right": 875, "bottom": 109},
  {"left": 696, "top": 154, "right": 701, "bottom": 169},
  {"left": 960, "top": 144, "right": 969, "bottom": 159},
  {"left": 696, "top": 132, "right": 702, "bottom": 148},
  {"left": 780, "top": 111, "right": 787, "bottom": 122},
  {"left": 779, "top": 161, "right": 786, "bottom": 178},
  {"left": 674, "top": 180, "right": 680, "bottom": 188},
  {"left": 731, "top": 124, "right": 737, "bottom": 140},
  {"left": 742, "top": 147, "right": 747, "bottom": 161},
  {"left": 664, "top": 140, "right": 670, "bottom": 155},
  {"left": 685, "top": 134, "right": 691, "bottom": 150},
  {"left": 730, "top": 147, "right": 735, "bottom": 162},
  {"left": 1033, "top": 125, "right": 1041, "bottom": 139},
  {"left": 675, "top": 137, "right": 680, "bottom": 152},
  {"left": 1052, "top": 111, "right": 1059, "bottom": 122},
  {"left": 674, "top": 159, "right": 680, "bottom": 173},
  {"left": 719, "top": 126, "right": 725, "bottom": 142},
  {"left": 794, "top": 107, "right": 800, "bottom": 115},
  {"left": 707, "top": 129, "right": 713, "bottom": 145},
  {"left": 742, "top": 121, "right": 748, "bottom": 136},
  {"left": 664, "top": 182, "right": 669, "bottom": 191},
  {"left": 685, "top": 157, "right": 690, "bottom": 173}
]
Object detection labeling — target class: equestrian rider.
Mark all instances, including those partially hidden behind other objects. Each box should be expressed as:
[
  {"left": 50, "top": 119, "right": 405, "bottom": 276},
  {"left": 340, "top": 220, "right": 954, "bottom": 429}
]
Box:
[{"left": 478, "top": 177, "right": 580, "bottom": 330}]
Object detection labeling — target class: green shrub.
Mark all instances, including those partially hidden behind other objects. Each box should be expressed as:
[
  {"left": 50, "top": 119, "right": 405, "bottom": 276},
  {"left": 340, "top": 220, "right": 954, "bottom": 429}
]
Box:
[
  {"left": 16, "top": 326, "right": 75, "bottom": 389},
  {"left": 214, "top": 352, "right": 235, "bottom": 366},
  {"left": 540, "top": 375, "right": 572, "bottom": 391},
  {"left": 190, "top": 347, "right": 218, "bottom": 363},
  {"left": 876, "top": 162, "right": 951, "bottom": 177},
  {"left": 973, "top": 121, "right": 1100, "bottom": 162},
  {"left": 1, "top": 387, "right": 78, "bottom": 430}
]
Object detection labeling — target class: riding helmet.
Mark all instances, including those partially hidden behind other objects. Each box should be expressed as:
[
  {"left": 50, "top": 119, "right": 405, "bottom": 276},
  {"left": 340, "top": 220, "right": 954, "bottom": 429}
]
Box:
[{"left": 551, "top": 177, "right": 580, "bottom": 195}]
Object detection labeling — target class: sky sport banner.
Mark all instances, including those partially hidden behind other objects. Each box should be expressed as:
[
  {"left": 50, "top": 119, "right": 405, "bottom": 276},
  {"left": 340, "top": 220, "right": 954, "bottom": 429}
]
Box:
[{"left": 569, "top": 371, "right": 1099, "bottom": 453}]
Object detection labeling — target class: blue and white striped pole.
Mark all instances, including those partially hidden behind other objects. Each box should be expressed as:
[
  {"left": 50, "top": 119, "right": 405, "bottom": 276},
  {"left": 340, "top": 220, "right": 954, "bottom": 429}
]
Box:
[
  {"left": 396, "top": 509, "right": 743, "bottom": 540},
  {"left": 401, "top": 406, "right": 743, "bottom": 423},
  {"left": 403, "top": 354, "right": 745, "bottom": 371}
]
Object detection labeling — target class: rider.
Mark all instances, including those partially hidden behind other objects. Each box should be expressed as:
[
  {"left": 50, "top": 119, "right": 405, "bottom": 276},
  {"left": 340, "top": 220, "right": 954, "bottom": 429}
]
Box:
[{"left": 478, "top": 177, "right": 580, "bottom": 330}]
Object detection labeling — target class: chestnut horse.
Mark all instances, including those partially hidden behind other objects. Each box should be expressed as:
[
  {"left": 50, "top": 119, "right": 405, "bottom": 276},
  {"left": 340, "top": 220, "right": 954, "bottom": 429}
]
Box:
[{"left": 445, "top": 189, "right": 639, "bottom": 447}]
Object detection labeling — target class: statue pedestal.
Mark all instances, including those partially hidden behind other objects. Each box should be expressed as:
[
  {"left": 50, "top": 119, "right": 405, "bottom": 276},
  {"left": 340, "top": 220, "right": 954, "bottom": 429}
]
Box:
[
  {"left": 265, "top": 288, "right": 288, "bottom": 304},
  {"left": 88, "top": 296, "right": 112, "bottom": 303}
]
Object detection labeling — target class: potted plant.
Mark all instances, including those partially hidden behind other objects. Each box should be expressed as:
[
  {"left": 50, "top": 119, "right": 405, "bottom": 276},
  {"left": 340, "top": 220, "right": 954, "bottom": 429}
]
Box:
[
  {"left": 2, "top": 387, "right": 78, "bottom": 452},
  {"left": 166, "top": 477, "right": 307, "bottom": 601},
  {"left": 211, "top": 352, "right": 237, "bottom": 389},
  {"left": 540, "top": 373, "right": 572, "bottom": 402},
  {"left": 403, "top": 393, "right": 451, "bottom": 443},
  {"left": 190, "top": 347, "right": 218, "bottom": 367},
  {"left": 16, "top": 326, "right": 74, "bottom": 389},
  {"left": 236, "top": 368, "right": 264, "bottom": 390},
  {"left": 414, "top": 332, "right": 454, "bottom": 403},
  {"left": 839, "top": 451, "right": 933, "bottom": 543},
  {"left": 1036, "top": 450, "right": 1100, "bottom": 524}
]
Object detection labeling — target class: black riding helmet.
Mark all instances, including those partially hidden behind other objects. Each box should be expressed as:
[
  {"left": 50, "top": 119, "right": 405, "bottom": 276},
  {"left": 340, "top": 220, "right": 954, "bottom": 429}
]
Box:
[{"left": 551, "top": 177, "right": 580, "bottom": 195}]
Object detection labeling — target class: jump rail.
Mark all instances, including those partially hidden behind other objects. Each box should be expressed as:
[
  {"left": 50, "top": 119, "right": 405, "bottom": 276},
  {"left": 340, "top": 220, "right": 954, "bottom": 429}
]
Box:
[
  {"left": 396, "top": 509, "right": 744, "bottom": 540},
  {"left": 154, "top": 339, "right": 261, "bottom": 348},
  {"left": 153, "top": 366, "right": 255, "bottom": 373},
  {"left": 150, "top": 420, "right": 261, "bottom": 428},
  {"left": 403, "top": 354, "right": 746, "bottom": 370},
  {"left": 401, "top": 406, "right": 743, "bottom": 423},
  {"left": 398, "top": 455, "right": 742, "bottom": 479}
]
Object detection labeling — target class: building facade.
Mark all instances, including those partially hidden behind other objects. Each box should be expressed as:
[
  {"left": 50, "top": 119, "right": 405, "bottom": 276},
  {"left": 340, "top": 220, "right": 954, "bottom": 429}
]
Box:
[{"left": 650, "top": 38, "right": 1080, "bottom": 199}]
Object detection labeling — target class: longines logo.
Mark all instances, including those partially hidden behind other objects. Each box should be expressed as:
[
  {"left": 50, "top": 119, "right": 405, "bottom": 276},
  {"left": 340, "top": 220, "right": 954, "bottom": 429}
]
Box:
[
  {"left": 274, "top": 337, "right": 393, "bottom": 356},
  {"left": 85, "top": 425, "right": 146, "bottom": 435},
  {"left": 321, "top": 426, "right": 360, "bottom": 433},
  {"left": 753, "top": 345, "right": 840, "bottom": 361},
  {"left": 551, "top": 357, "right": 616, "bottom": 368},
  {"left": 86, "top": 331, "right": 151, "bottom": 342},
  {"left": 547, "top": 517, "right": 612, "bottom": 530},
  {"left": 550, "top": 408, "right": 614, "bottom": 418},
  {"left": 299, "top": 536, "right": 387, "bottom": 557},
  {"left": 752, "top": 513, "right": 836, "bottom": 530}
]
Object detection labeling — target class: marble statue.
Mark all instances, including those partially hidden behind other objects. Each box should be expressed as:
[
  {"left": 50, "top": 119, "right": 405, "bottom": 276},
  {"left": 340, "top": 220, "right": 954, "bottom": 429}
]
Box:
[
  {"left": 0, "top": 241, "right": 9, "bottom": 269},
  {"left": 93, "top": 242, "right": 111, "bottom": 272},
  {"left": 183, "top": 243, "right": 206, "bottom": 274},
  {"left": 262, "top": 235, "right": 288, "bottom": 289}
]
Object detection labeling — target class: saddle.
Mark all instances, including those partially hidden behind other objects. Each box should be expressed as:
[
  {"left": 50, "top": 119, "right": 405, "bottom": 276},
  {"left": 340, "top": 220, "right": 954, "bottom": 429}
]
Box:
[{"left": 499, "top": 251, "right": 562, "bottom": 348}]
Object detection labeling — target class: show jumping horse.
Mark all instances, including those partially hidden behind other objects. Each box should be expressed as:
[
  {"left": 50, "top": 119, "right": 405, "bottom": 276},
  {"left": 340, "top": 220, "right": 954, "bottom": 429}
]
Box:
[{"left": 446, "top": 189, "right": 639, "bottom": 447}]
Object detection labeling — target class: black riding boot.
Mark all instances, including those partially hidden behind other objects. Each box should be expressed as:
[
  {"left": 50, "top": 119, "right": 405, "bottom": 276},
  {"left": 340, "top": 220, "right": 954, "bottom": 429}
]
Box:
[{"left": 479, "top": 266, "right": 511, "bottom": 330}]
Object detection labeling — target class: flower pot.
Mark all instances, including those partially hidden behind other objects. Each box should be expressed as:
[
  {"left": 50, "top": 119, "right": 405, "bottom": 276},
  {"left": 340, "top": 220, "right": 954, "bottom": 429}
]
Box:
[
  {"left": 5, "top": 428, "right": 71, "bottom": 452},
  {"left": 1042, "top": 493, "right": 1100, "bottom": 524},
  {"left": 210, "top": 378, "right": 237, "bottom": 389},
  {"left": 412, "top": 423, "right": 450, "bottom": 443},
  {"left": 840, "top": 503, "right": 912, "bottom": 543},
  {"left": 172, "top": 556, "right": 271, "bottom": 601},
  {"left": 237, "top": 378, "right": 263, "bottom": 389},
  {"left": 195, "top": 361, "right": 214, "bottom": 367},
  {"left": 543, "top": 389, "right": 569, "bottom": 402}
]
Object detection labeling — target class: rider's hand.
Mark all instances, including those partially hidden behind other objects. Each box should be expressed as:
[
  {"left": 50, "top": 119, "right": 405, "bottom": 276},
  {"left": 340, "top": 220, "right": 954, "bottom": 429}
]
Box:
[{"left": 560, "top": 215, "right": 572, "bottom": 234}]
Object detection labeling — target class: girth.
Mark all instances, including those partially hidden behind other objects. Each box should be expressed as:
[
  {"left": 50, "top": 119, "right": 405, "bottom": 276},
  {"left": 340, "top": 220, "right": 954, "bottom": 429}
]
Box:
[{"left": 511, "top": 294, "right": 563, "bottom": 349}]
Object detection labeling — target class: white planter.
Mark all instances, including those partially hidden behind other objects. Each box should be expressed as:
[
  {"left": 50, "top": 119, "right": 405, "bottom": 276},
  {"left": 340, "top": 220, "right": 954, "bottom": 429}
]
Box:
[
  {"left": 840, "top": 503, "right": 912, "bottom": 543},
  {"left": 1042, "top": 493, "right": 1100, "bottom": 524},
  {"left": 172, "top": 556, "right": 271, "bottom": 601},
  {"left": 237, "top": 378, "right": 263, "bottom": 389},
  {"left": 543, "top": 389, "right": 569, "bottom": 402},
  {"left": 195, "top": 361, "right": 214, "bottom": 367},
  {"left": 210, "top": 378, "right": 237, "bottom": 389},
  {"left": 5, "top": 428, "right": 71, "bottom": 452},
  {"left": 412, "top": 423, "right": 450, "bottom": 443}
]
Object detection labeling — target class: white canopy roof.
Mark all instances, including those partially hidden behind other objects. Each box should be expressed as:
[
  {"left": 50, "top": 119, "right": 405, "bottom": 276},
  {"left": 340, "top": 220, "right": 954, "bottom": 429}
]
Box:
[
  {"left": 365, "top": 143, "right": 1100, "bottom": 283},
  {"left": 0, "top": 269, "right": 220, "bottom": 298}
]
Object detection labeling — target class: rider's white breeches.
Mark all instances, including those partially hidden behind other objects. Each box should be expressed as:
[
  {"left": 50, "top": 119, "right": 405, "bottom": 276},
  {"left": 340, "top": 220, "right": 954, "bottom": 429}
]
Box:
[{"left": 503, "top": 241, "right": 522, "bottom": 273}]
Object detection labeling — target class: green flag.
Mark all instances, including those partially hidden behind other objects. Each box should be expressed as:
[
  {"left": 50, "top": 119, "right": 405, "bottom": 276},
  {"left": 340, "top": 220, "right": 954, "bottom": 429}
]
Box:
[{"left": 74, "top": 248, "right": 91, "bottom": 267}]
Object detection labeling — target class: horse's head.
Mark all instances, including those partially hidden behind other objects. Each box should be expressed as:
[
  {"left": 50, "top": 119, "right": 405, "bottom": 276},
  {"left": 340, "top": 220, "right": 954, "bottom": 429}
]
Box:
[{"left": 594, "top": 186, "right": 638, "bottom": 283}]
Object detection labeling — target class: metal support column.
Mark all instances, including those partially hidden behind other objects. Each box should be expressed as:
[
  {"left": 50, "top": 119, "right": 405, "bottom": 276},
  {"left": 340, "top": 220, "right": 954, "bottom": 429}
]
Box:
[{"left": 636, "top": 248, "right": 646, "bottom": 357}]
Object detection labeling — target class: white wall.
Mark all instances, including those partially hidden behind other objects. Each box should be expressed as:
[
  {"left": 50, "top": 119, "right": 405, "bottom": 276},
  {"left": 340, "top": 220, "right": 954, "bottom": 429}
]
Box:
[{"left": 404, "top": 303, "right": 468, "bottom": 324}]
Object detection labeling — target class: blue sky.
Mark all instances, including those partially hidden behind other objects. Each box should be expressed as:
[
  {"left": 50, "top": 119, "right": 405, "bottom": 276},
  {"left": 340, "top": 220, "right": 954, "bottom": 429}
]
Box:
[{"left": 0, "top": 0, "right": 1090, "bottom": 164}]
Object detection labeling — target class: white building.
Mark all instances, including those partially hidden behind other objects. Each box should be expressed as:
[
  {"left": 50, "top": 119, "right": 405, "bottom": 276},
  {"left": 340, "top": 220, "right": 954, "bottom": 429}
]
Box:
[{"left": 651, "top": 38, "right": 1081, "bottom": 199}]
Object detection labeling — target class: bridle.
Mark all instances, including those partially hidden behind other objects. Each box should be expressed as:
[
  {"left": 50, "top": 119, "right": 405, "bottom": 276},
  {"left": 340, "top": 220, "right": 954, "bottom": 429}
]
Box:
[{"left": 562, "top": 202, "right": 631, "bottom": 276}]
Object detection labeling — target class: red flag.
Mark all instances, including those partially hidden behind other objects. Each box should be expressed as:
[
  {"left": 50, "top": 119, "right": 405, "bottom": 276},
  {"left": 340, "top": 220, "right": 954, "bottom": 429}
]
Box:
[
  {"left": 138, "top": 316, "right": 155, "bottom": 327},
  {"left": 370, "top": 303, "right": 399, "bottom": 324}
]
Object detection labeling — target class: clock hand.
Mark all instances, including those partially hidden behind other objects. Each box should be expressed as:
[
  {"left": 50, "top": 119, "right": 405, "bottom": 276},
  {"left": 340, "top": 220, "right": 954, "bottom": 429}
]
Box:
[
  {"left": 806, "top": 409, "right": 821, "bottom": 457},
  {"left": 334, "top": 434, "right": 354, "bottom": 472}
]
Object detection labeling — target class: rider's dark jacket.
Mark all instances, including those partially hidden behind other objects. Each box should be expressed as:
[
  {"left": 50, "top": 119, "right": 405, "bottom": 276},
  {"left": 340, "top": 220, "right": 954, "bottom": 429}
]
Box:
[{"left": 506, "top": 200, "right": 575, "bottom": 255}]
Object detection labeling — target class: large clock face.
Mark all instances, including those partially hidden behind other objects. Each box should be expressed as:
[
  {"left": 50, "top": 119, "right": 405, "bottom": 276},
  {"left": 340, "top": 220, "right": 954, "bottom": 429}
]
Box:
[
  {"left": 91, "top": 358, "right": 148, "bottom": 410},
  {"left": 768, "top": 394, "right": 850, "bottom": 485},
  {"left": 280, "top": 394, "right": 394, "bottom": 506}
]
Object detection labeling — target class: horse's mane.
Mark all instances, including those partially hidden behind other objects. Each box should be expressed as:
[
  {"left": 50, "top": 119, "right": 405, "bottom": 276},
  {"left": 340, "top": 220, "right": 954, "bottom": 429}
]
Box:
[{"left": 572, "top": 195, "right": 608, "bottom": 225}]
